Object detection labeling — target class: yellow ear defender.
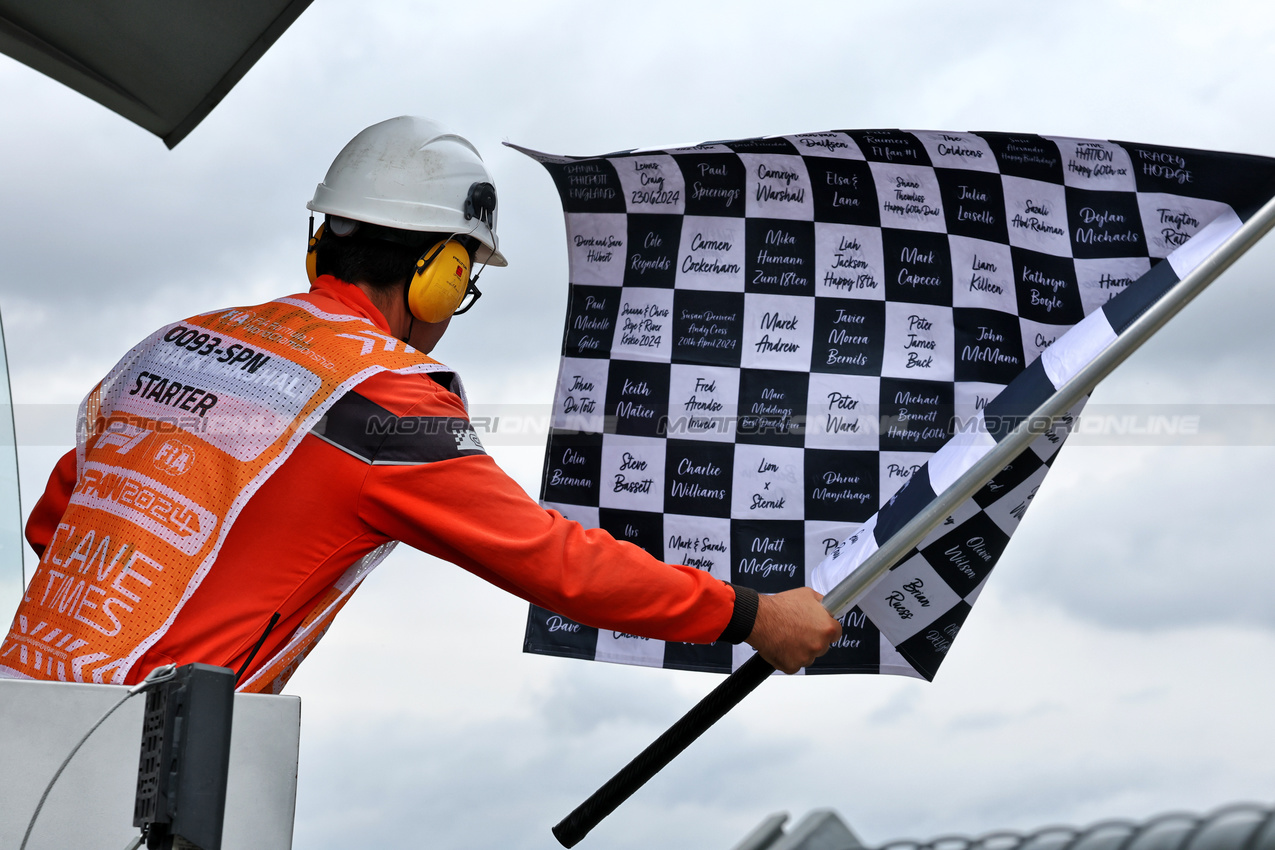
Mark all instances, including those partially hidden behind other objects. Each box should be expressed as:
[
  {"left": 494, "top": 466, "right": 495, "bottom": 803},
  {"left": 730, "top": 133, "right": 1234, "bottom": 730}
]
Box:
[
  {"left": 306, "top": 216, "right": 475, "bottom": 323},
  {"left": 406, "top": 239, "right": 472, "bottom": 323}
]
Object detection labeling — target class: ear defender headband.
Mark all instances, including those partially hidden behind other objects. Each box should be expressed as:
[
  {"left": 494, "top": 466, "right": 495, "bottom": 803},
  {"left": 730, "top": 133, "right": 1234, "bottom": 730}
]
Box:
[
  {"left": 306, "top": 217, "right": 325, "bottom": 285},
  {"left": 305, "top": 208, "right": 482, "bottom": 324}
]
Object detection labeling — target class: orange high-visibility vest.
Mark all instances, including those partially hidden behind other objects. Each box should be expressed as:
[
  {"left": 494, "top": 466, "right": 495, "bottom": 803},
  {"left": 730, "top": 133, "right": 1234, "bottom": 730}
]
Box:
[{"left": 0, "top": 294, "right": 455, "bottom": 690}]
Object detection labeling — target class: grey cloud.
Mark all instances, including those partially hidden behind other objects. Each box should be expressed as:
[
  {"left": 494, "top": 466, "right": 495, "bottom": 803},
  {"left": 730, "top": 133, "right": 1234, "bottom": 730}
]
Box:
[
  {"left": 1092, "top": 237, "right": 1275, "bottom": 404},
  {"left": 291, "top": 684, "right": 803, "bottom": 849},
  {"left": 537, "top": 664, "right": 683, "bottom": 735},
  {"left": 994, "top": 445, "right": 1275, "bottom": 631}
]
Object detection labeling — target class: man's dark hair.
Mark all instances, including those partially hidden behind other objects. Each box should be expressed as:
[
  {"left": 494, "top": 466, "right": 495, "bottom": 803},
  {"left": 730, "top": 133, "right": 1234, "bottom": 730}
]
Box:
[{"left": 314, "top": 219, "right": 446, "bottom": 290}]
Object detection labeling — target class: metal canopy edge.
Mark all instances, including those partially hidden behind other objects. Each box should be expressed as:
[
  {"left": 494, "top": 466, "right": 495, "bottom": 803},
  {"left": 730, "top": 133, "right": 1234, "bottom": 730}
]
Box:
[
  {"left": 160, "top": 0, "right": 313, "bottom": 149},
  {"left": 0, "top": 0, "right": 313, "bottom": 148}
]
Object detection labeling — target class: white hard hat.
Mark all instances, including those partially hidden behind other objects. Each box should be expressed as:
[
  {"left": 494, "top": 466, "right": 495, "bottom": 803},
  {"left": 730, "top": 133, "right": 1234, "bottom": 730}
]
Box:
[{"left": 308, "top": 116, "right": 507, "bottom": 267}]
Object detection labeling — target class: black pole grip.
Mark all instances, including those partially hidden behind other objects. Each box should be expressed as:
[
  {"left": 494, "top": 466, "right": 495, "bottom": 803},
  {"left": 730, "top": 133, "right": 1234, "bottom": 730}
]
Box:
[{"left": 551, "top": 653, "right": 776, "bottom": 847}]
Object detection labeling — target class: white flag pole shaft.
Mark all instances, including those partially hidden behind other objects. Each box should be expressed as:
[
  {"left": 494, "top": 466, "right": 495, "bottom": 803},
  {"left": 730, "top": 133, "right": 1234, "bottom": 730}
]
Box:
[
  {"left": 822, "top": 197, "right": 1275, "bottom": 618},
  {"left": 552, "top": 196, "right": 1275, "bottom": 848}
]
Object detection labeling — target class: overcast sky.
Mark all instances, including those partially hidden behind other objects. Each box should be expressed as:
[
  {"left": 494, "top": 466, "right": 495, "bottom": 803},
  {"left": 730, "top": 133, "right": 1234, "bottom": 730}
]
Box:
[{"left": 4, "top": 2, "right": 1275, "bottom": 848}]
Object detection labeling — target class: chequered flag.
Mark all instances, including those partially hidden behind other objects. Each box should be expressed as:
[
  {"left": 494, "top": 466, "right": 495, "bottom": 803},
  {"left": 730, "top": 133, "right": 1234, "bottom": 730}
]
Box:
[{"left": 510, "top": 130, "right": 1275, "bottom": 679}]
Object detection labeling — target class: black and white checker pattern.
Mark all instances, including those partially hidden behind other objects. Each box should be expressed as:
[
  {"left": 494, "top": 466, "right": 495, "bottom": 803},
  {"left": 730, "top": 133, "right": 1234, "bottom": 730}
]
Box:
[{"left": 514, "top": 131, "right": 1275, "bottom": 679}]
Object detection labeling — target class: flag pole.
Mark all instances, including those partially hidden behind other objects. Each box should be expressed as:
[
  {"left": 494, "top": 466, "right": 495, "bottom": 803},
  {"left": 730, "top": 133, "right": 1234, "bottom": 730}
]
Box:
[{"left": 551, "top": 196, "right": 1275, "bottom": 848}]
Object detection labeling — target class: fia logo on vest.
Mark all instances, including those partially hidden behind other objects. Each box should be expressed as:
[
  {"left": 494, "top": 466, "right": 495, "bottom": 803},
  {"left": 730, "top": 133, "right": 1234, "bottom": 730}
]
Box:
[{"left": 153, "top": 439, "right": 196, "bottom": 476}]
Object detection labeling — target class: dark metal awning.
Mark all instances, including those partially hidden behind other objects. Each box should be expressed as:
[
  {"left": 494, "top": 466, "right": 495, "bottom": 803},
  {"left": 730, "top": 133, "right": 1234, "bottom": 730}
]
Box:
[
  {"left": 732, "top": 805, "right": 1275, "bottom": 850},
  {"left": 0, "top": 0, "right": 312, "bottom": 148}
]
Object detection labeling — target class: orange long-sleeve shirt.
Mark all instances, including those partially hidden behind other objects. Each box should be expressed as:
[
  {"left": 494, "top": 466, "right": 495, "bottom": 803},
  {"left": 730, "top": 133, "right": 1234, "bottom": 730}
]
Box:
[{"left": 20, "top": 277, "right": 756, "bottom": 686}]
